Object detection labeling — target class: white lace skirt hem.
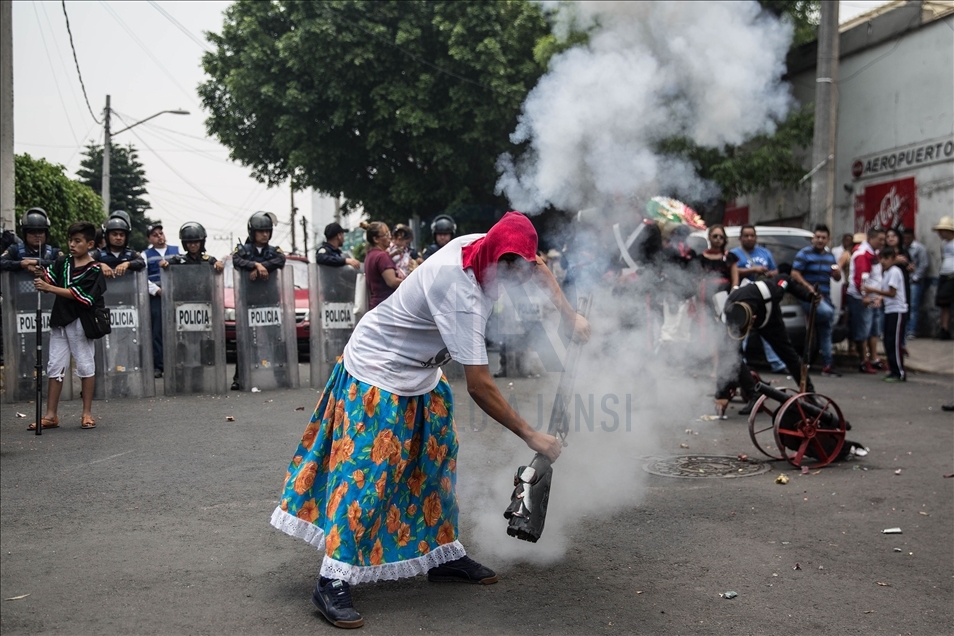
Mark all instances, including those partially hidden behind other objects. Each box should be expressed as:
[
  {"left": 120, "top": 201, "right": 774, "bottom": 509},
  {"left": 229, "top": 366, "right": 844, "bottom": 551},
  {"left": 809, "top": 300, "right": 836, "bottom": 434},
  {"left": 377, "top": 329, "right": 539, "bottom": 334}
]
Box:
[{"left": 269, "top": 506, "right": 467, "bottom": 585}]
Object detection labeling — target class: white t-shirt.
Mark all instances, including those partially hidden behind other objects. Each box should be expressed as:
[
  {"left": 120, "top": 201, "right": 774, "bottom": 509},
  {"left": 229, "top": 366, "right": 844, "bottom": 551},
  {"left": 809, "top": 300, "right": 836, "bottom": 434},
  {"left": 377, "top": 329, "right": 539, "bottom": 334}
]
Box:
[
  {"left": 343, "top": 235, "right": 494, "bottom": 396},
  {"left": 881, "top": 265, "right": 908, "bottom": 314},
  {"left": 941, "top": 239, "right": 954, "bottom": 275}
]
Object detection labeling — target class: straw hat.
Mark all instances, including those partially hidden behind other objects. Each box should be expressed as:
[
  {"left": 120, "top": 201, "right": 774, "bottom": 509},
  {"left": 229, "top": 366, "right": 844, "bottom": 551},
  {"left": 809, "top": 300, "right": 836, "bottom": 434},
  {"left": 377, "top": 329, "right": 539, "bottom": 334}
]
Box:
[
  {"left": 852, "top": 232, "right": 866, "bottom": 244},
  {"left": 933, "top": 216, "right": 954, "bottom": 232}
]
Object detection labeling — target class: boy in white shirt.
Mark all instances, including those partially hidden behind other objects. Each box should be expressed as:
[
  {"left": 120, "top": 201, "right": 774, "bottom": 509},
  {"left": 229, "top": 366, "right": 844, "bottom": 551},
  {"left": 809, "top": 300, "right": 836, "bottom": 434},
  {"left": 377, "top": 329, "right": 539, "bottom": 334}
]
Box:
[{"left": 865, "top": 247, "right": 907, "bottom": 382}]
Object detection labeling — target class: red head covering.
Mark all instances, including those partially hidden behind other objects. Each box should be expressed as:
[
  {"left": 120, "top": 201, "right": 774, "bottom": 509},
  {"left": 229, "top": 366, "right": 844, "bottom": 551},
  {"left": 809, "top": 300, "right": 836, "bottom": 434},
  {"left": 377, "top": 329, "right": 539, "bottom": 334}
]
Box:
[{"left": 461, "top": 211, "right": 538, "bottom": 287}]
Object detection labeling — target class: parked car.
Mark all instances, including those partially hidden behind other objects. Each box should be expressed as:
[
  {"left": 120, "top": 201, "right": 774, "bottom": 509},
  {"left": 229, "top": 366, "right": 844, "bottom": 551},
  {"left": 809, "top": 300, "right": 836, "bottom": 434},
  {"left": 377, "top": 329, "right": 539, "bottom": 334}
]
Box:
[
  {"left": 223, "top": 254, "right": 311, "bottom": 358},
  {"left": 688, "top": 225, "right": 847, "bottom": 356}
]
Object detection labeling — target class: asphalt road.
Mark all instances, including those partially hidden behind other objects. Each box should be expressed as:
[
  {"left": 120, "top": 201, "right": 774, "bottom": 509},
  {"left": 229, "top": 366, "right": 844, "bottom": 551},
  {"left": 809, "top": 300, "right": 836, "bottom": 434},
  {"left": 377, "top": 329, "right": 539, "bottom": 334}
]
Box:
[{"left": 1, "top": 365, "right": 951, "bottom": 635}]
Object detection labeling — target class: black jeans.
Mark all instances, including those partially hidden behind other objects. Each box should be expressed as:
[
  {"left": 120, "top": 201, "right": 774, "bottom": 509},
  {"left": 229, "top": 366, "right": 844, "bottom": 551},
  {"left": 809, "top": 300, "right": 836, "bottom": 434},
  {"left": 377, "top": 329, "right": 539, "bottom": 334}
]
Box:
[
  {"left": 716, "top": 315, "right": 813, "bottom": 400},
  {"left": 884, "top": 312, "right": 906, "bottom": 379}
]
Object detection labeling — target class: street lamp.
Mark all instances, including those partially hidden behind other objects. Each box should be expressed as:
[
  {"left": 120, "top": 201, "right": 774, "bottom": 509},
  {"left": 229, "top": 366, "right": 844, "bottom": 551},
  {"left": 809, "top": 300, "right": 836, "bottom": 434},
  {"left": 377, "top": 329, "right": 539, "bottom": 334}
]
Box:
[{"left": 101, "top": 94, "right": 189, "bottom": 214}]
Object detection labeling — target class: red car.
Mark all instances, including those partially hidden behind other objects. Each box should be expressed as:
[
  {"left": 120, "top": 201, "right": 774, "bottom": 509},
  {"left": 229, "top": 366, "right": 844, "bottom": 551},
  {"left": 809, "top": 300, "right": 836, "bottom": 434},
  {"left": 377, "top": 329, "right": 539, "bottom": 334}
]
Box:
[{"left": 223, "top": 254, "right": 311, "bottom": 357}]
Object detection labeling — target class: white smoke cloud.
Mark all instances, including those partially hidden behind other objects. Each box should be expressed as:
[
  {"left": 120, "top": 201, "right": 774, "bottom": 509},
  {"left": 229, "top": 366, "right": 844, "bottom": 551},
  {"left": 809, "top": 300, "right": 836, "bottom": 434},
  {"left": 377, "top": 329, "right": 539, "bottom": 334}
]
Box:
[{"left": 497, "top": 1, "right": 795, "bottom": 213}]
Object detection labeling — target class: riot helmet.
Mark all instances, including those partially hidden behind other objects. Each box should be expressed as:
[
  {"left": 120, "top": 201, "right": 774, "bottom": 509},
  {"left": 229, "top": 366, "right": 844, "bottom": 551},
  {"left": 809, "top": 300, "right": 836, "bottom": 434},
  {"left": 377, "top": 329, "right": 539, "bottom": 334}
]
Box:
[
  {"left": 179, "top": 222, "right": 207, "bottom": 255},
  {"left": 104, "top": 214, "right": 132, "bottom": 234},
  {"left": 179, "top": 222, "right": 207, "bottom": 242},
  {"left": 104, "top": 213, "right": 132, "bottom": 250},
  {"left": 248, "top": 211, "right": 275, "bottom": 235},
  {"left": 431, "top": 214, "right": 456, "bottom": 236},
  {"left": 20, "top": 207, "right": 51, "bottom": 240}
]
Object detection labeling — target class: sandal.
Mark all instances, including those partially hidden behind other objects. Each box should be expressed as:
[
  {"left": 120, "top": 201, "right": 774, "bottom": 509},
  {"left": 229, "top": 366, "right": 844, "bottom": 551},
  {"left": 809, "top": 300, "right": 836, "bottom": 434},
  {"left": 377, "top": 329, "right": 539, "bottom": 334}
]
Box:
[
  {"left": 27, "top": 416, "right": 59, "bottom": 431},
  {"left": 81, "top": 415, "right": 96, "bottom": 429}
]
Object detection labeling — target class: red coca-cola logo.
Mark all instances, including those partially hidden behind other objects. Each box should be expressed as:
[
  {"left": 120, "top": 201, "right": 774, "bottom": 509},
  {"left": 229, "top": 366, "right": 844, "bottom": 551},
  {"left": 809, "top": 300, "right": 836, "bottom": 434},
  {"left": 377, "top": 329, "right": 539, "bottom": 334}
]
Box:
[{"left": 851, "top": 160, "right": 864, "bottom": 179}]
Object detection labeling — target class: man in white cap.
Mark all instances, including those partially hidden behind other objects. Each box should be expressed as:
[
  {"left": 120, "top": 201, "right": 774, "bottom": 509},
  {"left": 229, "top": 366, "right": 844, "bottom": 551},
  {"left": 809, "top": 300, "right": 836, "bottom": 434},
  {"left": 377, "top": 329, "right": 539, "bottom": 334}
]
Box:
[{"left": 933, "top": 216, "right": 954, "bottom": 340}]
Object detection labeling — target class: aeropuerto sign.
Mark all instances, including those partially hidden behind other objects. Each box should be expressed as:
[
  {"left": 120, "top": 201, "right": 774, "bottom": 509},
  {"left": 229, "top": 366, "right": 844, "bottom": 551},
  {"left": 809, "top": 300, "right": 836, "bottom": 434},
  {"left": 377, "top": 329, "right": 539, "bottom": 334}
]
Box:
[{"left": 851, "top": 135, "right": 954, "bottom": 180}]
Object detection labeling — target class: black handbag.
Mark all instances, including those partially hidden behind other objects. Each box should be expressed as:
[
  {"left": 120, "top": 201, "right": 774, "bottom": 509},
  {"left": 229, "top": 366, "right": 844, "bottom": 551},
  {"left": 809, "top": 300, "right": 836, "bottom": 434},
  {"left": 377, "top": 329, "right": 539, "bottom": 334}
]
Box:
[{"left": 80, "top": 300, "right": 112, "bottom": 340}]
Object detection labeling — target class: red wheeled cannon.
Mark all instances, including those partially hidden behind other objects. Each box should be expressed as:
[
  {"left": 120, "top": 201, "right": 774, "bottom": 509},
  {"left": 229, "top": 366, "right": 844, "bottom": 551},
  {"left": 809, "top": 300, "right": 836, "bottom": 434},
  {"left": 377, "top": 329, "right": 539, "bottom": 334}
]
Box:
[{"left": 747, "top": 382, "right": 848, "bottom": 468}]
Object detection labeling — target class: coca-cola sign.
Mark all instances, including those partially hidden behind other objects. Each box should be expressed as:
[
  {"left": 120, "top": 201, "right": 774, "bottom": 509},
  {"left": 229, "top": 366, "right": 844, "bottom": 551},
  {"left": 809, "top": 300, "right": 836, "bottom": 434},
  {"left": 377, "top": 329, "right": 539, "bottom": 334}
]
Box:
[{"left": 854, "top": 176, "right": 917, "bottom": 233}]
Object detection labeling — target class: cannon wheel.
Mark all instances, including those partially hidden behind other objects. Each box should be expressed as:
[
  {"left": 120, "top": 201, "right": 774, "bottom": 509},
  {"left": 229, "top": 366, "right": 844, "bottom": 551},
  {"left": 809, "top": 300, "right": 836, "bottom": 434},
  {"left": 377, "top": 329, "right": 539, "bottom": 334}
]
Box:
[
  {"left": 773, "top": 392, "right": 846, "bottom": 469},
  {"left": 747, "top": 387, "right": 797, "bottom": 460}
]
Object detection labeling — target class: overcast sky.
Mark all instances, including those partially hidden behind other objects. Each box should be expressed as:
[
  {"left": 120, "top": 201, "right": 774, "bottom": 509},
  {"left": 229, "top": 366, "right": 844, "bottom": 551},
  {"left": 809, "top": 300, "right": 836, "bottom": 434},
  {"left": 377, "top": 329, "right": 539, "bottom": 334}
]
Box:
[{"left": 12, "top": 1, "right": 893, "bottom": 257}]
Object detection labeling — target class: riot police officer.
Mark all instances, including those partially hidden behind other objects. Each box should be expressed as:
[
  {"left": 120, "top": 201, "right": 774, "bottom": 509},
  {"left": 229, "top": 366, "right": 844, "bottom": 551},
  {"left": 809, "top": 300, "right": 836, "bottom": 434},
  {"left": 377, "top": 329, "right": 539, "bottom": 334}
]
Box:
[
  {"left": 315, "top": 222, "right": 359, "bottom": 268},
  {"left": 93, "top": 211, "right": 145, "bottom": 278},
  {"left": 421, "top": 214, "right": 455, "bottom": 260},
  {"left": 144, "top": 223, "right": 180, "bottom": 378},
  {"left": 1, "top": 208, "right": 60, "bottom": 274},
  {"left": 164, "top": 222, "right": 224, "bottom": 270},
  {"left": 231, "top": 212, "right": 286, "bottom": 390},
  {"left": 233, "top": 212, "right": 286, "bottom": 279}
]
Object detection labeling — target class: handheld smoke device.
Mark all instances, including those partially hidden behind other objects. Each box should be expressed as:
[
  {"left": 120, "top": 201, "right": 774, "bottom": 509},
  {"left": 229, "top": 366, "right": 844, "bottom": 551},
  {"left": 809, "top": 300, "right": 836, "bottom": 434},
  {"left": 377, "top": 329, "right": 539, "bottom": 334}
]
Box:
[{"left": 503, "top": 294, "right": 591, "bottom": 542}]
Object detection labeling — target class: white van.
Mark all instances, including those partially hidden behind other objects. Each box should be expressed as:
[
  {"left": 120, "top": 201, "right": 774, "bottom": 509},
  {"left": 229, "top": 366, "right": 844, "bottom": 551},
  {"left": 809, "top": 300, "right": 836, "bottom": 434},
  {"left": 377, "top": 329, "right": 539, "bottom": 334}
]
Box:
[{"left": 687, "top": 226, "right": 847, "bottom": 353}]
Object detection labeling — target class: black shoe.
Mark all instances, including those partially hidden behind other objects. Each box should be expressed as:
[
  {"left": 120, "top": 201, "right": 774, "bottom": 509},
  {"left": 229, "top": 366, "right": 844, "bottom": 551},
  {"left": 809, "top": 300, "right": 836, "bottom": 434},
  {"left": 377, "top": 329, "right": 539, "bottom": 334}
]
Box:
[
  {"left": 312, "top": 579, "right": 363, "bottom": 629},
  {"left": 230, "top": 381, "right": 240, "bottom": 391},
  {"left": 428, "top": 556, "right": 498, "bottom": 584},
  {"left": 738, "top": 397, "right": 759, "bottom": 416},
  {"left": 821, "top": 365, "right": 842, "bottom": 378},
  {"left": 942, "top": 403, "right": 954, "bottom": 412},
  {"left": 940, "top": 330, "right": 953, "bottom": 341},
  {"left": 154, "top": 370, "right": 163, "bottom": 379}
]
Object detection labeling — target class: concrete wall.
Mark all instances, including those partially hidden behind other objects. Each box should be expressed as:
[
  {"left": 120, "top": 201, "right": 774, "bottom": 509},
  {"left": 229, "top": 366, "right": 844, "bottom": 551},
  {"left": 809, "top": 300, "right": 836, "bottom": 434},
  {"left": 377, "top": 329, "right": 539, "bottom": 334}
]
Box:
[{"left": 739, "top": 12, "right": 953, "bottom": 279}]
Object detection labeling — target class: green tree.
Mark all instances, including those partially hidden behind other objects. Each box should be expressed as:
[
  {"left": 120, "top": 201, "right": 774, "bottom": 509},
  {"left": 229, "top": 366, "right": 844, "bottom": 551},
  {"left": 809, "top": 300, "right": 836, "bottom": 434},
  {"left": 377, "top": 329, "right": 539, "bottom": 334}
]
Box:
[
  {"left": 14, "top": 153, "right": 105, "bottom": 249},
  {"left": 76, "top": 143, "right": 157, "bottom": 250},
  {"left": 200, "top": 0, "right": 550, "bottom": 230}
]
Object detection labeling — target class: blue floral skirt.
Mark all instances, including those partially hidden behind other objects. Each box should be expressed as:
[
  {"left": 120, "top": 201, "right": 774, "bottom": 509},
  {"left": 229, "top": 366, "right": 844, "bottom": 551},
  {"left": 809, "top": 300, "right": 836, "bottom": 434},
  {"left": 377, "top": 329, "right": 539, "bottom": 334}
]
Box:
[{"left": 269, "top": 361, "right": 464, "bottom": 584}]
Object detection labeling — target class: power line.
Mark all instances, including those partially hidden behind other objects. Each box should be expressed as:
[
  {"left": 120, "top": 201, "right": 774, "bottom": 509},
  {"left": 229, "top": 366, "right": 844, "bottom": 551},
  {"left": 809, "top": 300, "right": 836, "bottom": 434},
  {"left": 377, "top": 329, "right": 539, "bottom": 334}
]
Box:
[
  {"left": 39, "top": 1, "right": 86, "bottom": 118},
  {"left": 146, "top": 0, "right": 211, "bottom": 52},
  {"left": 115, "top": 114, "right": 241, "bottom": 224},
  {"left": 60, "top": 0, "right": 102, "bottom": 124},
  {"left": 33, "top": 2, "right": 78, "bottom": 144},
  {"left": 97, "top": 0, "right": 198, "bottom": 106}
]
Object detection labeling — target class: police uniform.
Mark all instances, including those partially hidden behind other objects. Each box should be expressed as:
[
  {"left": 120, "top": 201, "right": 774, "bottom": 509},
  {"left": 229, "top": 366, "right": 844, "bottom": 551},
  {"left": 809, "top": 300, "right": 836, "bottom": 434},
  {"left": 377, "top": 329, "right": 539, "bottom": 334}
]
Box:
[
  {"left": 315, "top": 241, "right": 348, "bottom": 267},
  {"left": 231, "top": 241, "right": 287, "bottom": 389},
  {"left": 92, "top": 247, "right": 146, "bottom": 271},
  {"left": 167, "top": 252, "right": 219, "bottom": 267},
  {"left": 421, "top": 242, "right": 442, "bottom": 260},
  {"left": 233, "top": 242, "right": 286, "bottom": 272},
  {"left": 0, "top": 243, "right": 60, "bottom": 271},
  {"left": 716, "top": 274, "right": 817, "bottom": 401}
]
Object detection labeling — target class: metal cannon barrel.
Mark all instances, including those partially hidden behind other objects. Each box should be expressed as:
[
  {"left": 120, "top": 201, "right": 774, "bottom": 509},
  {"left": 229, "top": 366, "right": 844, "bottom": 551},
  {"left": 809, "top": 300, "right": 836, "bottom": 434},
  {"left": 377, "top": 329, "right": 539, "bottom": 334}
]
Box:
[{"left": 754, "top": 382, "right": 840, "bottom": 429}]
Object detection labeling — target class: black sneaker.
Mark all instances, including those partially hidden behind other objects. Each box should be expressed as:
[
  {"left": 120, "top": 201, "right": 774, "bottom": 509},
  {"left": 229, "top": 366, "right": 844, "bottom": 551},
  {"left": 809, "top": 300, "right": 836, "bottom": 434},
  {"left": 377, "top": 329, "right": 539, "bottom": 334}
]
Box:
[
  {"left": 738, "top": 397, "right": 759, "bottom": 416},
  {"left": 230, "top": 381, "right": 240, "bottom": 391},
  {"left": 428, "top": 556, "right": 498, "bottom": 584},
  {"left": 821, "top": 365, "right": 842, "bottom": 377},
  {"left": 312, "top": 579, "right": 363, "bottom": 629},
  {"left": 154, "top": 370, "right": 163, "bottom": 379}
]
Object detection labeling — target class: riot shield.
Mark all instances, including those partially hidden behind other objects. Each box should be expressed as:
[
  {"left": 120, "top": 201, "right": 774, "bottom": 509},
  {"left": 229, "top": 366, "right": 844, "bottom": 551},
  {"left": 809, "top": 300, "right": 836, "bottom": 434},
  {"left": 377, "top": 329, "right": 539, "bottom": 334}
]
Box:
[
  {"left": 234, "top": 266, "right": 299, "bottom": 391},
  {"left": 93, "top": 270, "right": 155, "bottom": 399},
  {"left": 161, "top": 264, "right": 227, "bottom": 395},
  {"left": 1, "top": 270, "right": 72, "bottom": 403},
  {"left": 309, "top": 263, "right": 357, "bottom": 389}
]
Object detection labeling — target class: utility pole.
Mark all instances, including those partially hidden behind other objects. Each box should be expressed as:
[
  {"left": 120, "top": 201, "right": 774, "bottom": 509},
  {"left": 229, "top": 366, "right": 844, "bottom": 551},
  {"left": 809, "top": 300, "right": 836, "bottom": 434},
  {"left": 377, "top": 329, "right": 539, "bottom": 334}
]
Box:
[
  {"left": 300, "top": 216, "right": 308, "bottom": 256},
  {"left": 1, "top": 0, "right": 16, "bottom": 231},
  {"left": 101, "top": 98, "right": 188, "bottom": 216},
  {"left": 809, "top": 1, "right": 839, "bottom": 231},
  {"left": 289, "top": 180, "right": 297, "bottom": 254},
  {"left": 102, "top": 95, "right": 111, "bottom": 214}
]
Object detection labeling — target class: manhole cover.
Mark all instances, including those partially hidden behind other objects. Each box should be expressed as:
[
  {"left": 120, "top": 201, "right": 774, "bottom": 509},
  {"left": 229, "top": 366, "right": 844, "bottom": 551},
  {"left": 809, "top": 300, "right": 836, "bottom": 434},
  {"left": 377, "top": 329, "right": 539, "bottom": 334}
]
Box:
[{"left": 643, "top": 455, "right": 770, "bottom": 478}]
